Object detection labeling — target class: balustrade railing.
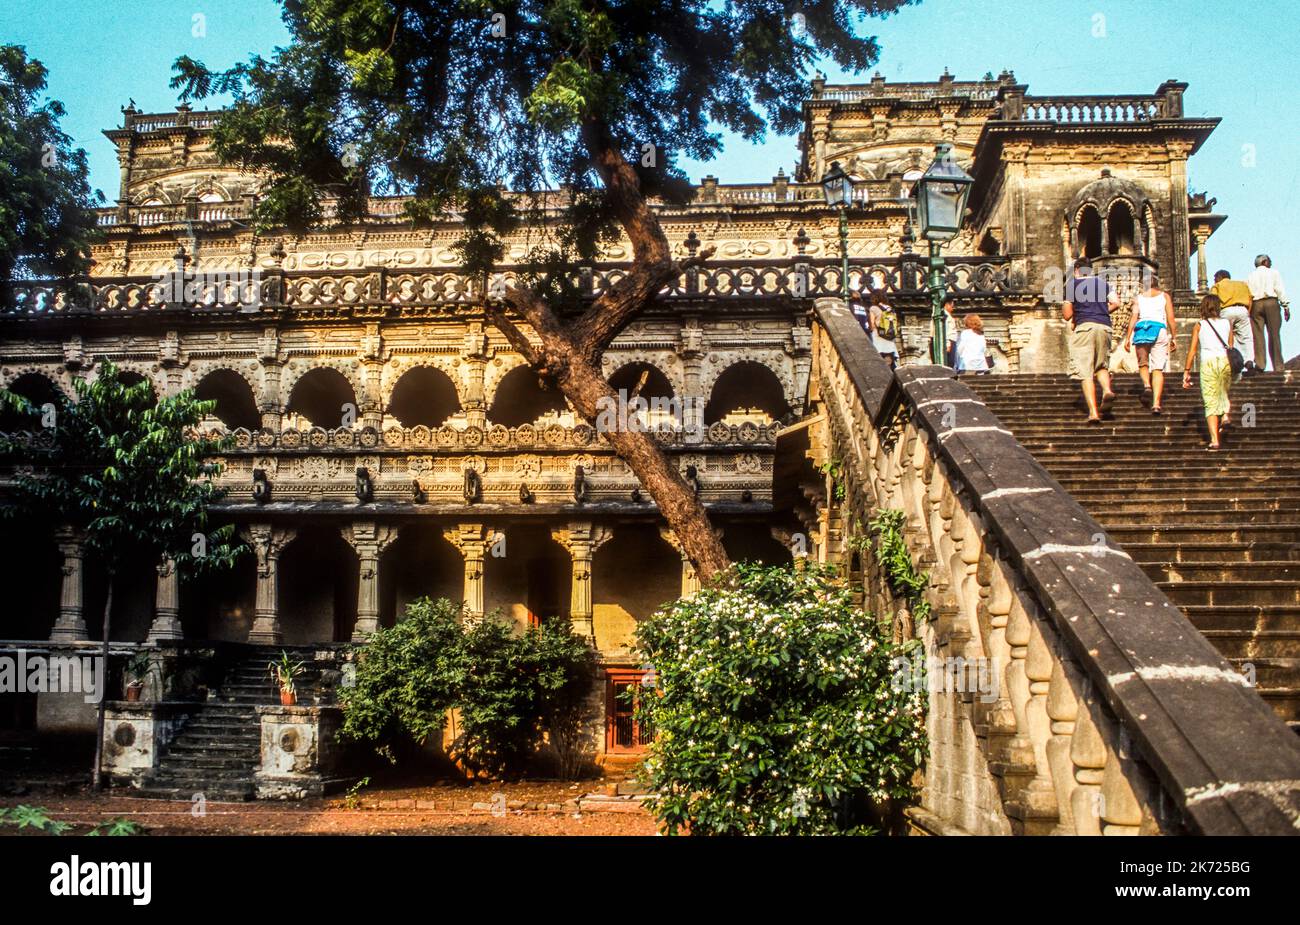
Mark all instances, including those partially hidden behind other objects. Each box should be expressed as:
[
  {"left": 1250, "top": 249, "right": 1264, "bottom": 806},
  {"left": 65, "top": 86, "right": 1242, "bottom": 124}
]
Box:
[
  {"left": 809, "top": 296, "right": 1300, "bottom": 835},
  {"left": 1019, "top": 95, "right": 1166, "bottom": 123},
  {"left": 2, "top": 255, "right": 1017, "bottom": 317}
]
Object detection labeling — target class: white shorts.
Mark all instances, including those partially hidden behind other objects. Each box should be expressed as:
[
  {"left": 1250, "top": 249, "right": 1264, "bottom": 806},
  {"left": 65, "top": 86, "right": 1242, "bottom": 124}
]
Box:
[{"left": 1136, "top": 327, "right": 1171, "bottom": 372}]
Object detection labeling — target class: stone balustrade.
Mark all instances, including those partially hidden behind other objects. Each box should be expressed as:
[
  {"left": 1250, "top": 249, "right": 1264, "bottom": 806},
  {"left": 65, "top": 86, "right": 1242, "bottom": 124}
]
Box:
[{"left": 809, "top": 296, "right": 1300, "bottom": 835}]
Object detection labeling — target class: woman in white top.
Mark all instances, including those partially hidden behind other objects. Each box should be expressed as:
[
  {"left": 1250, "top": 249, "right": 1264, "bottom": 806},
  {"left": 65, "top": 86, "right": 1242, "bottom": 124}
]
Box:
[
  {"left": 954, "top": 314, "right": 989, "bottom": 373},
  {"left": 867, "top": 289, "right": 899, "bottom": 370},
  {"left": 1123, "top": 272, "right": 1177, "bottom": 414},
  {"left": 1182, "top": 294, "right": 1233, "bottom": 450}
]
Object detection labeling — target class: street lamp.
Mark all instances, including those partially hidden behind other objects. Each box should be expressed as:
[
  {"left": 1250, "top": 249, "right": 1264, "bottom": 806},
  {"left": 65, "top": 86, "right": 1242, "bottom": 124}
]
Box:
[
  {"left": 912, "top": 143, "right": 974, "bottom": 363},
  {"left": 821, "top": 161, "right": 855, "bottom": 299}
]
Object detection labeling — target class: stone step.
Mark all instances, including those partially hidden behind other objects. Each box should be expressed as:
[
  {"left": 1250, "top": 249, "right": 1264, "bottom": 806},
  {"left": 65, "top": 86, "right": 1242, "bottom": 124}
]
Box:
[
  {"left": 1125, "top": 542, "right": 1300, "bottom": 564},
  {"left": 132, "top": 783, "right": 254, "bottom": 802},
  {"left": 1143, "top": 561, "right": 1300, "bottom": 583},
  {"left": 1158, "top": 580, "right": 1300, "bottom": 607},
  {"left": 1094, "top": 510, "right": 1300, "bottom": 525},
  {"left": 1106, "top": 525, "right": 1300, "bottom": 546},
  {"left": 1179, "top": 605, "right": 1300, "bottom": 633}
]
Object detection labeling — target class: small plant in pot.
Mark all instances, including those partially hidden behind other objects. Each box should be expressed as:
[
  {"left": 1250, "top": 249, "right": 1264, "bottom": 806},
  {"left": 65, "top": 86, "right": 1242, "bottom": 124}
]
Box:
[
  {"left": 268, "top": 651, "right": 305, "bottom": 706},
  {"left": 124, "top": 651, "right": 157, "bottom": 702}
]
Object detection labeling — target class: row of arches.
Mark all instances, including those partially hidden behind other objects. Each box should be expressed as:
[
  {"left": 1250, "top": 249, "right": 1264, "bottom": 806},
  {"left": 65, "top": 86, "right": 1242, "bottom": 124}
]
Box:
[
  {"left": 2, "top": 361, "right": 794, "bottom": 433},
  {"left": 0, "top": 522, "right": 793, "bottom": 650}
]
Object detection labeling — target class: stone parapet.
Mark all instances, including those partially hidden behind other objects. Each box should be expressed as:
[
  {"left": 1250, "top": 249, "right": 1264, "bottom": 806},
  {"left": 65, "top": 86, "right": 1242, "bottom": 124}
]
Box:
[
  {"left": 254, "top": 704, "right": 349, "bottom": 799},
  {"left": 810, "top": 296, "right": 1300, "bottom": 835}
]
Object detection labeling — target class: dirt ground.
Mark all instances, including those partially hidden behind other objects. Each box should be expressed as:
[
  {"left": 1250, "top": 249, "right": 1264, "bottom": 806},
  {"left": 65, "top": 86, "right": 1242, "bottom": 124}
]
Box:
[{"left": 0, "top": 780, "right": 658, "bottom": 836}]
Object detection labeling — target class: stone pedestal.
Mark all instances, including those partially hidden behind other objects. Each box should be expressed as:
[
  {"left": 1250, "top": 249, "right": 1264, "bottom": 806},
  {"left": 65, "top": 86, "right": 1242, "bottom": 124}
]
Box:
[
  {"left": 254, "top": 705, "right": 347, "bottom": 799},
  {"left": 101, "top": 702, "right": 195, "bottom": 784},
  {"left": 50, "top": 530, "right": 88, "bottom": 642},
  {"left": 146, "top": 557, "right": 183, "bottom": 642}
]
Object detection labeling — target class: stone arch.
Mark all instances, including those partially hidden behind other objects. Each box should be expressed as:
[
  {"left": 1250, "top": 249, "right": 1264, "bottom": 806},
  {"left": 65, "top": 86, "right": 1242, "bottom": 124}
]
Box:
[
  {"left": 285, "top": 367, "right": 358, "bottom": 429},
  {"left": 722, "top": 525, "right": 794, "bottom": 566},
  {"left": 700, "top": 353, "right": 796, "bottom": 414},
  {"left": 386, "top": 365, "right": 462, "bottom": 428},
  {"left": 1107, "top": 199, "right": 1138, "bottom": 256},
  {"left": 483, "top": 354, "right": 529, "bottom": 402},
  {"left": 487, "top": 364, "right": 569, "bottom": 428},
  {"left": 703, "top": 360, "right": 792, "bottom": 426},
  {"left": 0, "top": 371, "right": 66, "bottom": 430},
  {"left": 1075, "top": 204, "right": 1103, "bottom": 260},
  {"left": 278, "top": 525, "right": 359, "bottom": 643},
  {"left": 279, "top": 359, "right": 366, "bottom": 414},
  {"left": 592, "top": 525, "right": 680, "bottom": 652},
  {"left": 482, "top": 524, "right": 571, "bottom": 633},
  {"left": 194, "top": 368, "right": 261, "bottom": 430},
  {"left": 601, "top": 352, "right": 684, "bottom": 396},
  {"left": 379, "top": 525, "right": 463, "bottom": 627}
]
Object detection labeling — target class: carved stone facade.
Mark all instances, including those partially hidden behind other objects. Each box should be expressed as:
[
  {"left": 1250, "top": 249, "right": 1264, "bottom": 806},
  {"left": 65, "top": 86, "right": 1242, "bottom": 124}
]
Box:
[{"left": 0, "top": 73, "right": 1227, "bottom": 764}]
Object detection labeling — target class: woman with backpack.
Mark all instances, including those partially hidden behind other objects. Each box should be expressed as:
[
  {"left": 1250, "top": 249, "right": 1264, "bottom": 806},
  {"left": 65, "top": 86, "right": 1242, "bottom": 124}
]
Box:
[
  {"left": 1124, "top": 271, "right": 1177, "bottom": 414},
  {"left": 868, "top": 289, "right": 900, "bottom": 370},
  {"left": 1182, "top": 293, "right": 1235, "bottom": 450}
]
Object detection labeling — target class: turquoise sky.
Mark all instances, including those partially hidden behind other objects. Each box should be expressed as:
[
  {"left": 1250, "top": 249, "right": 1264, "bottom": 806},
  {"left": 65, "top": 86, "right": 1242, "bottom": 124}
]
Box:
[{"left": 3, "top": 0, "right": 1296, "bottom": 348}]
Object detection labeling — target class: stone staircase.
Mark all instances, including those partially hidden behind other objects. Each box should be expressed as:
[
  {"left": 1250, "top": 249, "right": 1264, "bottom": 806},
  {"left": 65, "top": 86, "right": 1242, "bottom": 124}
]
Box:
[
  {"left": 966, "top": 371, "right": 1300, "bottom": 732},
  {"left": 134, "top": 648, "right": 331, "bottom": 801}
]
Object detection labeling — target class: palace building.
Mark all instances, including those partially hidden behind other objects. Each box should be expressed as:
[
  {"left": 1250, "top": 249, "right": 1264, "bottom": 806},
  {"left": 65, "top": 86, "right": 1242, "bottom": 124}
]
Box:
[{"left": 2, "top": 71, "right": 1252, "bottom": 803}]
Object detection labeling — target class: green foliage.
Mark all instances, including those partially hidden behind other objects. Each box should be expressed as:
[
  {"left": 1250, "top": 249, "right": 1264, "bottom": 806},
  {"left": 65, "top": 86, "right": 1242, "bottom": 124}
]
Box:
[
  {"left": 0, "top": 361, "right": 245, "bottom": 582},
  {"left": 0, "top": 45, "right": 101, "bottom": 287},
  {"left": 1, "top": 804, "right": 71, "bottom": 834},
  {"left": 868, "top": 509, "right": 931, "bottom": 623},
  {"left": 457, "top": 615, "right": 594, "bottom": 778},
  {"left": 169, "top": 1, "right": 914, "bottom": 271},
  {"left": 339, "top": 597, "right": 594, "bottom": 777},
  {"left": 87, "top": 818, "right": 145, "bottom": 836},
  {"left": 342, "top": 776, "right": 371, "bottom": 809},
  {"left": 125, "top": 650, "right": 158, "bottom": 688},
  {"left": 634, "top": 562, "right": 926, "bottom": 835},
  {"left": 339, "top": 597, "right": 466, "bottom": 762}
]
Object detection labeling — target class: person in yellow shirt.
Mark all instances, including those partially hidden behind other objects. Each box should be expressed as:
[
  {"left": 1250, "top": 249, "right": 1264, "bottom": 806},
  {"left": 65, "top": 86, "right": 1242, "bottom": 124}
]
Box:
[{"left": 1210, "top": 270, "right": 1257, "bottom": 375}]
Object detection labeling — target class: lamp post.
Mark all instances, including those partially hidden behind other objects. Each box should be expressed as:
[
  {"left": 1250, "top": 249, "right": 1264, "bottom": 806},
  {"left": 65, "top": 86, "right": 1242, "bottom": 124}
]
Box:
[
  {"left": 912, "top": 143, "right": 974, "bottom": 364},
  {"left": 821, "top": 161, "right": 855, "bottom": 299}
]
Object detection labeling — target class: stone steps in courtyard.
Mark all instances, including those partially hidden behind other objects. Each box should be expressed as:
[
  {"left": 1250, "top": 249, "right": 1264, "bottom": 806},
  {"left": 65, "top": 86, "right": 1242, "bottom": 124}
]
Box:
[
  {"left": 132, "top": 648, "right": 334, "bottom": 802},
  {"left": 964, "top": 372, "right": 1300, "bottom": 733}
]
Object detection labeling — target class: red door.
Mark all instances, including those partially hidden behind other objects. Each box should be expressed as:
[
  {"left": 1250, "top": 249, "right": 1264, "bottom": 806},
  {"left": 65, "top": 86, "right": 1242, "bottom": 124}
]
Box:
[{"left": 605, "top": 670, "right": 653, "bottom": 753}]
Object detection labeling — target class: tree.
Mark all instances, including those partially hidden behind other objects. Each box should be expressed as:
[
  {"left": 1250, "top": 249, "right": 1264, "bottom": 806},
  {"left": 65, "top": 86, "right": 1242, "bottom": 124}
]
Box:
[
  {"left": 0, "top": 45, "right": 101, "bottom": 289},
  {"left": 170, "top": 0, "right": 913, "bottom": 582},
  {"left": 0, "top": 362, "right": 244, "bottom": 789},
  {"left": 634, "top": 562, "right": 926, "bottom": 834}
]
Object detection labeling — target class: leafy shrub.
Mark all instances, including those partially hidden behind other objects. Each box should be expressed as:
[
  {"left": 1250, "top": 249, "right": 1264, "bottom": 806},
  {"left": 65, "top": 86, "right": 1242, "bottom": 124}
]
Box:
[
  {"left": 339, "top": 598, "right": 466, "bottom": 764},
  {"left": 339, "top": 597, "right": 593, "bottom": 777},
  {"left": 634, "top": 562, "right": 926, "bottom": 835}
]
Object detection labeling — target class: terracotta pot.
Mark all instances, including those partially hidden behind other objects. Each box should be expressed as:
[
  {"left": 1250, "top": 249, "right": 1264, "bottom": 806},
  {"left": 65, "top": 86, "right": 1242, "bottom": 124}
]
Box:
[
  {"left": 125, "top": 685, "right": 142, "bottom": 702},
  {"left": 280, "top": 689, "right": 296, "bottom": 706}
]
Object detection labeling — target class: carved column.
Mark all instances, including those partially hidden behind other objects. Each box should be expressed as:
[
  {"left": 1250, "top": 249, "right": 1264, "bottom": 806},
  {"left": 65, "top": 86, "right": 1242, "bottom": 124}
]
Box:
[
  {"left": 259, "top": 326, "right": 283, "bottom": 431},
  {"left": 243, "top": 524, "right": 297, "bottom": 645},
  {"left": 347, "top": 522, "right": 399, "bottom": 641},
  {"left": 445, "top": 524, "right": 488, "bottom": 620},
  {"left": 552, "top": 522, "right": 612, "bottom": 644},
  {"left": 462, "top": 322, "right": 488, "bottom": 430},
  {"left": 1166, "top": 141, "right": 1194, "bottom": 293},
  {"left": 360, "top": 322, "right": 384, "bottom": 429},
  {"left": 50, "top": 528, "right": 88, "bottom": 642},
  {"left": 660, "top": 528, "right": 701, "bottom": 597},
  {"left": 146, "top": 556, "right": 183, "bottom": 642},
  {"left": 1193, "top": 226, "right": 1211, "bottom": 294},
  {"left": 679, "top": 316, "right": 705, "bottom": 443}
]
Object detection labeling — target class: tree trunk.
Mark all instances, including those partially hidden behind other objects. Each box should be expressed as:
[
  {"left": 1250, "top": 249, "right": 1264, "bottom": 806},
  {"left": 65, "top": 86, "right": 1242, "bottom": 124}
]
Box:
[
  {"left": 480, "top": 121, "right": 732, "bottom": 582},
  {"left": 91, "top": 576, "right": 113, "bottom": 791}
]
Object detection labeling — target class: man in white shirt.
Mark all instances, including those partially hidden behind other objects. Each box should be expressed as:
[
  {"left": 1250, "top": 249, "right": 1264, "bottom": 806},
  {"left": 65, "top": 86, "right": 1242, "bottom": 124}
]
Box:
[{"left": 1247, "top": 254, "right": 1290, "bottom": 371}]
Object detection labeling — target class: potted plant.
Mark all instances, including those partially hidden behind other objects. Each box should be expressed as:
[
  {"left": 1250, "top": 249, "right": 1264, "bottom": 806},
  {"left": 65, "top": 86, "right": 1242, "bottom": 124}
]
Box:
[
  {"left": 268, "top": 650, "right": 305, "bottom": 706},
  {"left": 124, "top": 650, "right": 156, "bottom": 702}
]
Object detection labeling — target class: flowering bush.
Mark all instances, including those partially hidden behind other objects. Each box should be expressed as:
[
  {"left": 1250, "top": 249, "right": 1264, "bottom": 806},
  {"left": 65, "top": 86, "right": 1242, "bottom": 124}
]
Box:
[{"left": 634, "top": 562, "right": 926, "bottom": 835}]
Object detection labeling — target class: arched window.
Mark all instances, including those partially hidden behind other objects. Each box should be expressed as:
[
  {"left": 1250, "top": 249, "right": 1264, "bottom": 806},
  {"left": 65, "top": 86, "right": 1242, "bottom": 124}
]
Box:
[
  {"left": 608, "top": 362, "right": 676, "bottom": 429},
  {"left": 285, "top": 368, "right": 356, "bottom": 429},
  {"left": 195, "top": 369, "right": 260, "bottom": 430},
  {"left": 199, "top": 192, "right": 224, "bottom": 203},
  {"left": 0, "top": 373, "right": 63, "bottom": 430},
  {"left": 1077, "top": 205, "right": 1102, "bottom": 260},
  {"left": 1107, "top": 200, "right": 1137, "bottom": 256},
  {"left": 488, "top": 366, "right": 568, "bottom": 427},
  {"left": 388, "top": 366, "right": 461, "bottom": 428},
  {"left": 704, "top": 362, "right": 789, "bottom": 427}
]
